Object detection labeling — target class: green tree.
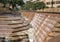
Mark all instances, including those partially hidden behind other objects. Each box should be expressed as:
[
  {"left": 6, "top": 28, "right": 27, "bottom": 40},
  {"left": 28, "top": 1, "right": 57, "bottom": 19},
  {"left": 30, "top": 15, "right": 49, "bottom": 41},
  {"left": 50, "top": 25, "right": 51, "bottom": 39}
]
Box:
[
  {"left": 21, "top": 1, "right": 35, "bottom": 10},
  {"left": 0, "top": 0, "right": 9, "bottom": 7},
  {"left": 0, "top": 0, "right": 25, "bottom": 9},
  {"left": 17, "top": 0, "right": 25, "bottom": 6},
  {"left": 21, "top": 1, "right": 45, "bottom": 10},
  {"left": 35, "top": 2, "right": 45, "bottom": 10},
  {"left": 8, "top": 0, "right": 24, "bottom": 9}
]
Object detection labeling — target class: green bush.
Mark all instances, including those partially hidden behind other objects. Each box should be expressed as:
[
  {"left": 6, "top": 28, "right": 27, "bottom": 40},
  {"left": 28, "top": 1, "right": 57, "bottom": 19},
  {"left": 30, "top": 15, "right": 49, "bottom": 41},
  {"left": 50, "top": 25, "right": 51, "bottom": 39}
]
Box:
[
  {"left": 57, "top": 6, "right": 60, "bottom": 8},
  {"left": 45, "top": 6, "right": 49, "bottom": 8},
  {"left": 21, "top": 1, "right": 46, "bottom": 10}
]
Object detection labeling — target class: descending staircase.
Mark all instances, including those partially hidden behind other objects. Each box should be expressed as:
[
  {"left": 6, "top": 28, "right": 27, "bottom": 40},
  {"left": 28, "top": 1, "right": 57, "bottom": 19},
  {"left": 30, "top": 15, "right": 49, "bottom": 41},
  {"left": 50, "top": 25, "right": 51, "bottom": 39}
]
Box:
[
  {"left": 0, "top": 12, "right": 31, "bottom": 42},
  {"left": 30, "top": 13, "right": 60, "bottom": 42},
  {"left": 21, "top": 11, "right": 60, "bottom": 42},
  {"left": 46, "top": 20, "right": 60, "bottom": 42}
]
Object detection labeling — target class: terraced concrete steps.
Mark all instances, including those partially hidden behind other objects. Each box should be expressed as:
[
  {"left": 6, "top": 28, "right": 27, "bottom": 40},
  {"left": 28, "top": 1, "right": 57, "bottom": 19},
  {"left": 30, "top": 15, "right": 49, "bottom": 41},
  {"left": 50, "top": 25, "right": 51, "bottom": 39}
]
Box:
[
  {"left": 0, "top": 12, "right": 31, "bottom": 42},
  {"left": 30, "top": 13, "right": 60, "bottom": 42}
]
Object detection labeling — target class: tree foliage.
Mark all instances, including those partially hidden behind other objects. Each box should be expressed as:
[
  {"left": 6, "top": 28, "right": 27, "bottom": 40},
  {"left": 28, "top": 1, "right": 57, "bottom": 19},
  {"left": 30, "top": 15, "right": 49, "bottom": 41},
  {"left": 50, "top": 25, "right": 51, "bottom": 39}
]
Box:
[
  {"left": 0, "top": 0, "right": 25, "bottom": 8},
  {"left": 0, "top": 0, "right": 9, "bottom": 7},
  {"left": 35, "top": 2, "right": 45, "bottom": 9},
  {"left": 21, "top": 1, "right": 46, "bottom": 10}
]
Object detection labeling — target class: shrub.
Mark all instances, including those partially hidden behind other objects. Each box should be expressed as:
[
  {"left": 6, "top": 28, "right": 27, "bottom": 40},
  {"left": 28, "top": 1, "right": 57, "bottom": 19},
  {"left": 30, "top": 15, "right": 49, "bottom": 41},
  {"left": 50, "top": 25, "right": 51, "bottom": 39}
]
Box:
[{"left": 57, "top": 5, "right": 60, "bottom": 8}]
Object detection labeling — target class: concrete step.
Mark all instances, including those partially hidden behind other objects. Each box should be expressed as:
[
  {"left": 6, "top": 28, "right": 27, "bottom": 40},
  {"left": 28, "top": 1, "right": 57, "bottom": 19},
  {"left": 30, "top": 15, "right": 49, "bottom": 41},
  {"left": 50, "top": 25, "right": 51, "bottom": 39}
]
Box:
[
  {"left": 11, "top": 34, "right": 27, "bottom": 37},
  {"left": 9, "top": 35, "right": 29, "bottom": 40},
  {"left": 45, "top": 37, "right": 53, "bottom": 42},
  {"left": 48, "top": 32, "right": 60, "bottom": 37},
  {"left": 20, "top": 39, "right": 29, "bottom": 42},
  {"left": 0, "top": 17, "right": 22, "bottom": 21},
  {"left": 0, "top": 23, "right": 29, "bottom": 29},
  {"left": 52, "top": 28, "right": 60, "bottom": 32},
  {"left": 55, "top": 23, "right": 60, "bottom": 28},
  {"left": 12, "top": 27, "right": 29, "bottom": 33},
  {"left": 12, "top": 21, "right": 30, "bottom": 29},
  {"left": 0, "top": 20, "right": 23, "bottom": 25},
  {"left": 10, "top": 32, "right": 27, "bottom": 37}
]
